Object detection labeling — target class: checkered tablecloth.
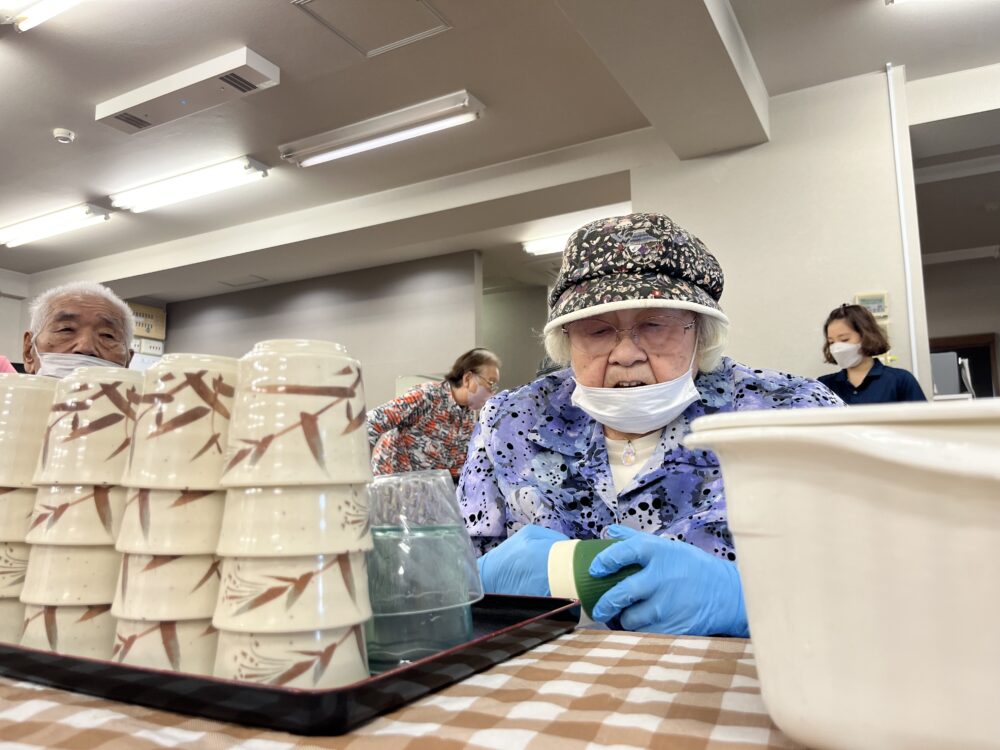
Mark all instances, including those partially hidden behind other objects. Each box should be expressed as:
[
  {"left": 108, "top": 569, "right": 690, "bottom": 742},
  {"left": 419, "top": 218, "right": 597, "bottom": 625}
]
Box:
[{"left": 0, "top": 630, "right": 801, "bottom": 750}]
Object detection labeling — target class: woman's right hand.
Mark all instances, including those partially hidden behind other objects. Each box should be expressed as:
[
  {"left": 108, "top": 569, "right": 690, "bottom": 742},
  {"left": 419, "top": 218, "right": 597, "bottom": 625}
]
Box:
[{"left": 476, "top": 524, "right": 569, "bottom": 596}]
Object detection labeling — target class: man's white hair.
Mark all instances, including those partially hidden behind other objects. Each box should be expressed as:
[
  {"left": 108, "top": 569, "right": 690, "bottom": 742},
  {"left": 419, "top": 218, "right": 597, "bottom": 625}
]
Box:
[
  {"left": 28, "top": 281, "right": 136, "bottom": 351},
  {"left": 542, "top": 313, "right": 728, "bottom": 374}
]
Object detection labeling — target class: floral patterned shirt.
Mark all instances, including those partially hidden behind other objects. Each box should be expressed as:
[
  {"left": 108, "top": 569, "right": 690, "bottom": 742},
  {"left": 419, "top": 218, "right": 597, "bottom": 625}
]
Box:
[
  {"left": 367, "top": 380, "right": 476, "bottom": 480},
  {"left": 457, "top": 358, "right": 843, "bottom": 557}
]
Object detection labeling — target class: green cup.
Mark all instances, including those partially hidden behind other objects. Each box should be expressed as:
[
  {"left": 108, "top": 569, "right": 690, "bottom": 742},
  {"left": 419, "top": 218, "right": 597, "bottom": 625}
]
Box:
[{"left": 548, "top": 538, "right": 642, "bottom": 620}]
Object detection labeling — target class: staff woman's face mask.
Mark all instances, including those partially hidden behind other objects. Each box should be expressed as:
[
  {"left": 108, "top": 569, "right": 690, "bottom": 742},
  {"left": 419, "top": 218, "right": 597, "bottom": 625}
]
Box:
[
  {"left": 829, "top": 341, "right": 864, "bottom": 369},
  {"left": 570, "top": 346, "right": 700, "bottom": 435}
]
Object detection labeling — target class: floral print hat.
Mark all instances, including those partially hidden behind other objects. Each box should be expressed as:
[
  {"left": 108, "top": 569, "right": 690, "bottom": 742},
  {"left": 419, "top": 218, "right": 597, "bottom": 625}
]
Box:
[{"left": 543, "top": 212, "right": 730, "bottom": 333}]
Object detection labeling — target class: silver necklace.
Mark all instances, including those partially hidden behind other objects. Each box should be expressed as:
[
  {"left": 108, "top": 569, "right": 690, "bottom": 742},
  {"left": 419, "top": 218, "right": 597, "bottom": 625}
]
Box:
[{"left": 622, "top": 440, "right": 636, "bottom": 466}]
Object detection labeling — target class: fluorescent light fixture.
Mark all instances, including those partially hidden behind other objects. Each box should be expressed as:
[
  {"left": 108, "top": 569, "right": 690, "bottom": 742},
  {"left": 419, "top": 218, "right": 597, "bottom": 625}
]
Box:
[
  {"left": 522, "top": 236, "right": 568, "bottom": 256},
  {"left": 109, "top": 156, "right": 268, "bottom": 213},
  {"left": 521, "top": 201, "right": 634, "bottom": 256},
  {"left": 280, "top": 90, "right": 484, "bottom": 168},
  {"left": 14, "top": 0, "right": 82, "bottom": 31},
  {"left": 0, "top": 203, "right": 109, "bottom": 248}
]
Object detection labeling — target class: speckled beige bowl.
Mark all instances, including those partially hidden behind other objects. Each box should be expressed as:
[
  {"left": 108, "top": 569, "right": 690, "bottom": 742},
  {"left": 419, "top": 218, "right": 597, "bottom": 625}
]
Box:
[
  {"left": 125, "top": 354, "right": 239, "bottom": 490},
  {"left": 0, "top": 374, "right": 56, "bottom": 488},
  {"left": 116, "top": 488, "right": 225, "bottom": 555},
  {"left": 221, "top": 340, "right": 372, "bottom": 487},
  {"left": 0, "top": 487, "right": 38, "bottom": 542},
  {"left": 213, "top": 552, "right": 370, "bottom": 633},
  {"left": 25, "top": 485, "right": 125, "bottom": 546},
  {"left": 113, "top": 618, "right": 218, "bottom": 675},
  {"left": 0, "top": 542, "right": 29, "bottom": 599},
  {"left": 33, "top": 367, "right": 143, "bottom": 486},
  {"left": 19, "top": 545, "right": 121, "bottom": 606},
  {"left": 0, "top": 599, "right": 25, "bottom": 643},
  {"left": 214, "top": 625, "right": 368, "bottom": 689},
  {"left": 112, "top": 553, "right": 221, "bottom": 620},
  {"left": 20, "top": 603, "right": 115, "bottom": 658},
  {"left": 216, "top": 484, "right": 372, "bottom": 557}
]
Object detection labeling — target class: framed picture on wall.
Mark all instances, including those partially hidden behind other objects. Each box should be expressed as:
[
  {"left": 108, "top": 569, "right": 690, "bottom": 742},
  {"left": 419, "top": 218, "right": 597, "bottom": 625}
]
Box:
[{"left": 854, "top": 291, "right": 888, "bottom": 319}]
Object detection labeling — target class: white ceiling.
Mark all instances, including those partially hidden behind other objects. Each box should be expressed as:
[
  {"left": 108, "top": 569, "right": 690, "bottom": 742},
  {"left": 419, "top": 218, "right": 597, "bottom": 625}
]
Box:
[{"left": 1, "top": 0, "right": 999, "bottom": 299}]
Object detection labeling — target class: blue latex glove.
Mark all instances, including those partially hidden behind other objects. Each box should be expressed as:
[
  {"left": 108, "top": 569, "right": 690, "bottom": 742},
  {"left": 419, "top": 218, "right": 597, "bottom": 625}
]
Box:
[
  {"left": 589, "top": 525, "right": 748, "bottom": 636},
  {"left": 477, "top": 525, "right": 569, "bottom": 596}
]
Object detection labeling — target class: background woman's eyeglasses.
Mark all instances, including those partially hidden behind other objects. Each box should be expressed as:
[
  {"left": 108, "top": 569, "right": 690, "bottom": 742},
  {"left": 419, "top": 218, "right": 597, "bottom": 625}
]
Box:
[
  {"left": 563, "top": 315, "right": 696, "bottom": 357},
  {"left": 474, "top": 373, "right": 500, "bottom": 393}
]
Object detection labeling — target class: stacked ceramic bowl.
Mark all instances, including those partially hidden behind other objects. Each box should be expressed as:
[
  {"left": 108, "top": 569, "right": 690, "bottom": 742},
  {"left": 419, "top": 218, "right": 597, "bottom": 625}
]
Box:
[
  {"left": 213, "top": 340, "right": 373, "bottom": 689},
  {"left": 22, "top": 367, "right": 142, "bottom": 658},
  {"left": 113, "top": 354, "right": 238, "bottom": 675},
  {"left": 0, "top": 374, "right": 57, "bottom": 643}
]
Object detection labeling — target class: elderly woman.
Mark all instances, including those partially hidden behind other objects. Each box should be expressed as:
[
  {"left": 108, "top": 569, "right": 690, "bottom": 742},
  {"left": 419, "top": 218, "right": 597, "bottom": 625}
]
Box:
[
  {"left": 367, "top": 348, "right": 501, "bottom": 481},
  {"left": 458, "top": 213, "right": 841, "bottom": 636},
  {"left": 22, "top": 280, "right": 134, "bottom": 377}
]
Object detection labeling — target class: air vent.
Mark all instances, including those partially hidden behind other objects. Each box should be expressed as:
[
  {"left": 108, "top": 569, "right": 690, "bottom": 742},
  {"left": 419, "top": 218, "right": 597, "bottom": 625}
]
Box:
[
  {"left": 219, "top": 73, "right": 257, "bottom": 93},
  {"left": 96, "top": 47, "right": 280, "bottom": 134},
  {"left": 114, "top": 112, "right": 152, "bottom": 130}
]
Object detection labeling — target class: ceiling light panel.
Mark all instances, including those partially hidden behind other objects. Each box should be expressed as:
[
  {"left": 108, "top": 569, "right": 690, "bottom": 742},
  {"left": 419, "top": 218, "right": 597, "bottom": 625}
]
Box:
[
  {"left": 291, "top": 0, "right": 451, "bottom": 58},
  {"left": 280, "top": 89, "right": 484, "bottom": 167},
  {"left": 0, "top": 204, "right": 109, "bottom": 248},
  {"left": 109, "top": 157, "right": 269, "bottom": 213}
]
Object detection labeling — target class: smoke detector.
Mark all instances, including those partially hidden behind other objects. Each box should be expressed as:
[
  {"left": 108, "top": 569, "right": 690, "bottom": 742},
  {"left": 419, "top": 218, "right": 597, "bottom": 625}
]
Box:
[
  {"left": 52, "top": 128, "right": 75, "bottom": 144},
  {"left": 95, "top": 47, "right": 280, "bottom": 134}
]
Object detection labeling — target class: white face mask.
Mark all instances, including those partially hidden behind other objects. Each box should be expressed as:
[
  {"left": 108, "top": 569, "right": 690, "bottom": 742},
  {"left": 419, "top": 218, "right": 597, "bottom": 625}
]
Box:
[
  {"left": 570, "top": 349, "right": 700, "bottom": 435},
  {"left": 34, "top": 346, "right": 121, "bottom": 379},
  {"left": 829, "top": 341, "right": 863, "bottom": 369}
]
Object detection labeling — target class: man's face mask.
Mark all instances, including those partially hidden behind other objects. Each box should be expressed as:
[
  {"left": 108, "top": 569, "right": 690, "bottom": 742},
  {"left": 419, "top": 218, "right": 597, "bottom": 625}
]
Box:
[{"left": 33, "top": 344, "right": 121, "bottom": 379}]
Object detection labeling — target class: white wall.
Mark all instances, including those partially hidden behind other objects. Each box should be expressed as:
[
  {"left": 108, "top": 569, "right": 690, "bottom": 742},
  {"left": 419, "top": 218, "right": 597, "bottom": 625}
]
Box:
[
  {"left": 482, "top": 286, "right": 549, "bottom": 390},
  {"left": 166, "top": 251, "right": 482, "bottom": 406},
  {"left": 631, "top": 70, "right": 932, "bottom": 390},
  {"left": 0, "top": 296, "right": 26, "bottom": 366}
]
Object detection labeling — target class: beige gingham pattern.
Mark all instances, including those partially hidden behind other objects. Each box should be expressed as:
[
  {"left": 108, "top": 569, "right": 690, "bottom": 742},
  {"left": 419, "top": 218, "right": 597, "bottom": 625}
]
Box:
[{"left": 0, "top": 631, "right": 801, "bottom": 750}]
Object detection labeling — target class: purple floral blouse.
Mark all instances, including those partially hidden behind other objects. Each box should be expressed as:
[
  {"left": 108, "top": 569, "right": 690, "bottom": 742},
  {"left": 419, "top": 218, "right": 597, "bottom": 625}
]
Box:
[{"left": 457, "top": 357, "right": 842, "bottom": 558}]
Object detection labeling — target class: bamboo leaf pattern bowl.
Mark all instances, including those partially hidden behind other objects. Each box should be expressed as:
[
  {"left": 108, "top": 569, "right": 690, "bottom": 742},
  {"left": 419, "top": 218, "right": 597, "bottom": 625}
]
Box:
[
  {"left": 20, "top": 545, "right": 121, "bottom": 606},
  {"left": 213, "top": 552, "right": 371, "bottom": 633},
  {"left": 112, "top": 553, "right": 221, "bottom": 620},
  {"left": 221, "top": 340, "right": 373, "bottom": 487},
  {"left": 19, "top": 603, "right": 115, "bottom": 658},
  {"left": 124, "top": 354, "right": 239, "bottom": 490},
  {"left": 213, "top": 625, "right": 368, "bottom": 689},
  {"left": 0, "top": 487, "right": 40, "bottom": 543},
  {"left": 116, "top": 489, "right": 225, "bottom": 555},
  {"left": 25, "top": 485, "right": 126, "bottom": 546},
  {"left": 113, "top": 618, "right": 218, "bottom": 676},
  {"left": 216, "top": 484, "right": 372, "bottom": 557},
  {"left": 32, "top": 367, "right": 143, "bottom": 486},
  {"left": 0, "top": 542, "right": 30, "bottom": 598},
  {"left": 0, "top": 375, "right": 56, "bottom": 488},
  {"left": 0, "top": 599, "right": 24, "bottom": 644}
]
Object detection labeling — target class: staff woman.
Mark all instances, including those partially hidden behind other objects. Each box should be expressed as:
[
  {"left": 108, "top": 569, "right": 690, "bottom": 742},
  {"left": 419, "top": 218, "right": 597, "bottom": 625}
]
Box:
[{"left": 818, "top": 304, "right": 925, "bottom": 405}]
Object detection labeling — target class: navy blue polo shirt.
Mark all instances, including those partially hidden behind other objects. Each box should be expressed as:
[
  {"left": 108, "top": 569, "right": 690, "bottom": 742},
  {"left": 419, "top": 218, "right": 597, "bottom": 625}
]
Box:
[{"left": 817, "top": 360, "right": 926, "bottom": 405}]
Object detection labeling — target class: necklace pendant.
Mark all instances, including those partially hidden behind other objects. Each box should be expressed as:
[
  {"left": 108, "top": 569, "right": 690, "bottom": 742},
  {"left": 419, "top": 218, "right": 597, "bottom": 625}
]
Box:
[{"left": 622, "top": 440, "right": 637, "bottom": 466}]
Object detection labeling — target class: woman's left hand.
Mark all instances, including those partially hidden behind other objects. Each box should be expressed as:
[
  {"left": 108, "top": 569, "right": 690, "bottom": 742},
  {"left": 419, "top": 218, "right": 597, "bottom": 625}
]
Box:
[{"left": 589, "top": 525, "right": 748, "bottom": 636}]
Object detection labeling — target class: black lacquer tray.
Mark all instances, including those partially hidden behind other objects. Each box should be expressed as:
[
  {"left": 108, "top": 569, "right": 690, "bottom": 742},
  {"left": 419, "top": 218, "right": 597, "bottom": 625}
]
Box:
[{"left": 0, "top": 595, "right": 578, "bottom": 736}]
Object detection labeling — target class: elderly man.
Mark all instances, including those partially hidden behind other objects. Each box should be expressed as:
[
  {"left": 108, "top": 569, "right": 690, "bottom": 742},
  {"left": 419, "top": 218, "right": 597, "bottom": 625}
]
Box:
[{"left": 21, "top": 281, "right": 134, "bottom": 378}]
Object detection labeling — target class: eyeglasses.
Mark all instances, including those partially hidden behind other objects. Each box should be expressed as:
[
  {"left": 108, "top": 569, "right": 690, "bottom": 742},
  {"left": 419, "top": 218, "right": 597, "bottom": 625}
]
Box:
[
  {"left": 473, "top": 372, "right": 500, "bottom": 393},
  {"left": 562, "top": 315, "right": 696, "bottom": 357}
]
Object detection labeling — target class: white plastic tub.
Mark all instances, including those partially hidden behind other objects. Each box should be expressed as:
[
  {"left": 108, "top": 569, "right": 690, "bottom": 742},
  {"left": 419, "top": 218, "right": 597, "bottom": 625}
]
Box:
[{"left": 684, "top": 400, "right": 1000, "bottom": 750}]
